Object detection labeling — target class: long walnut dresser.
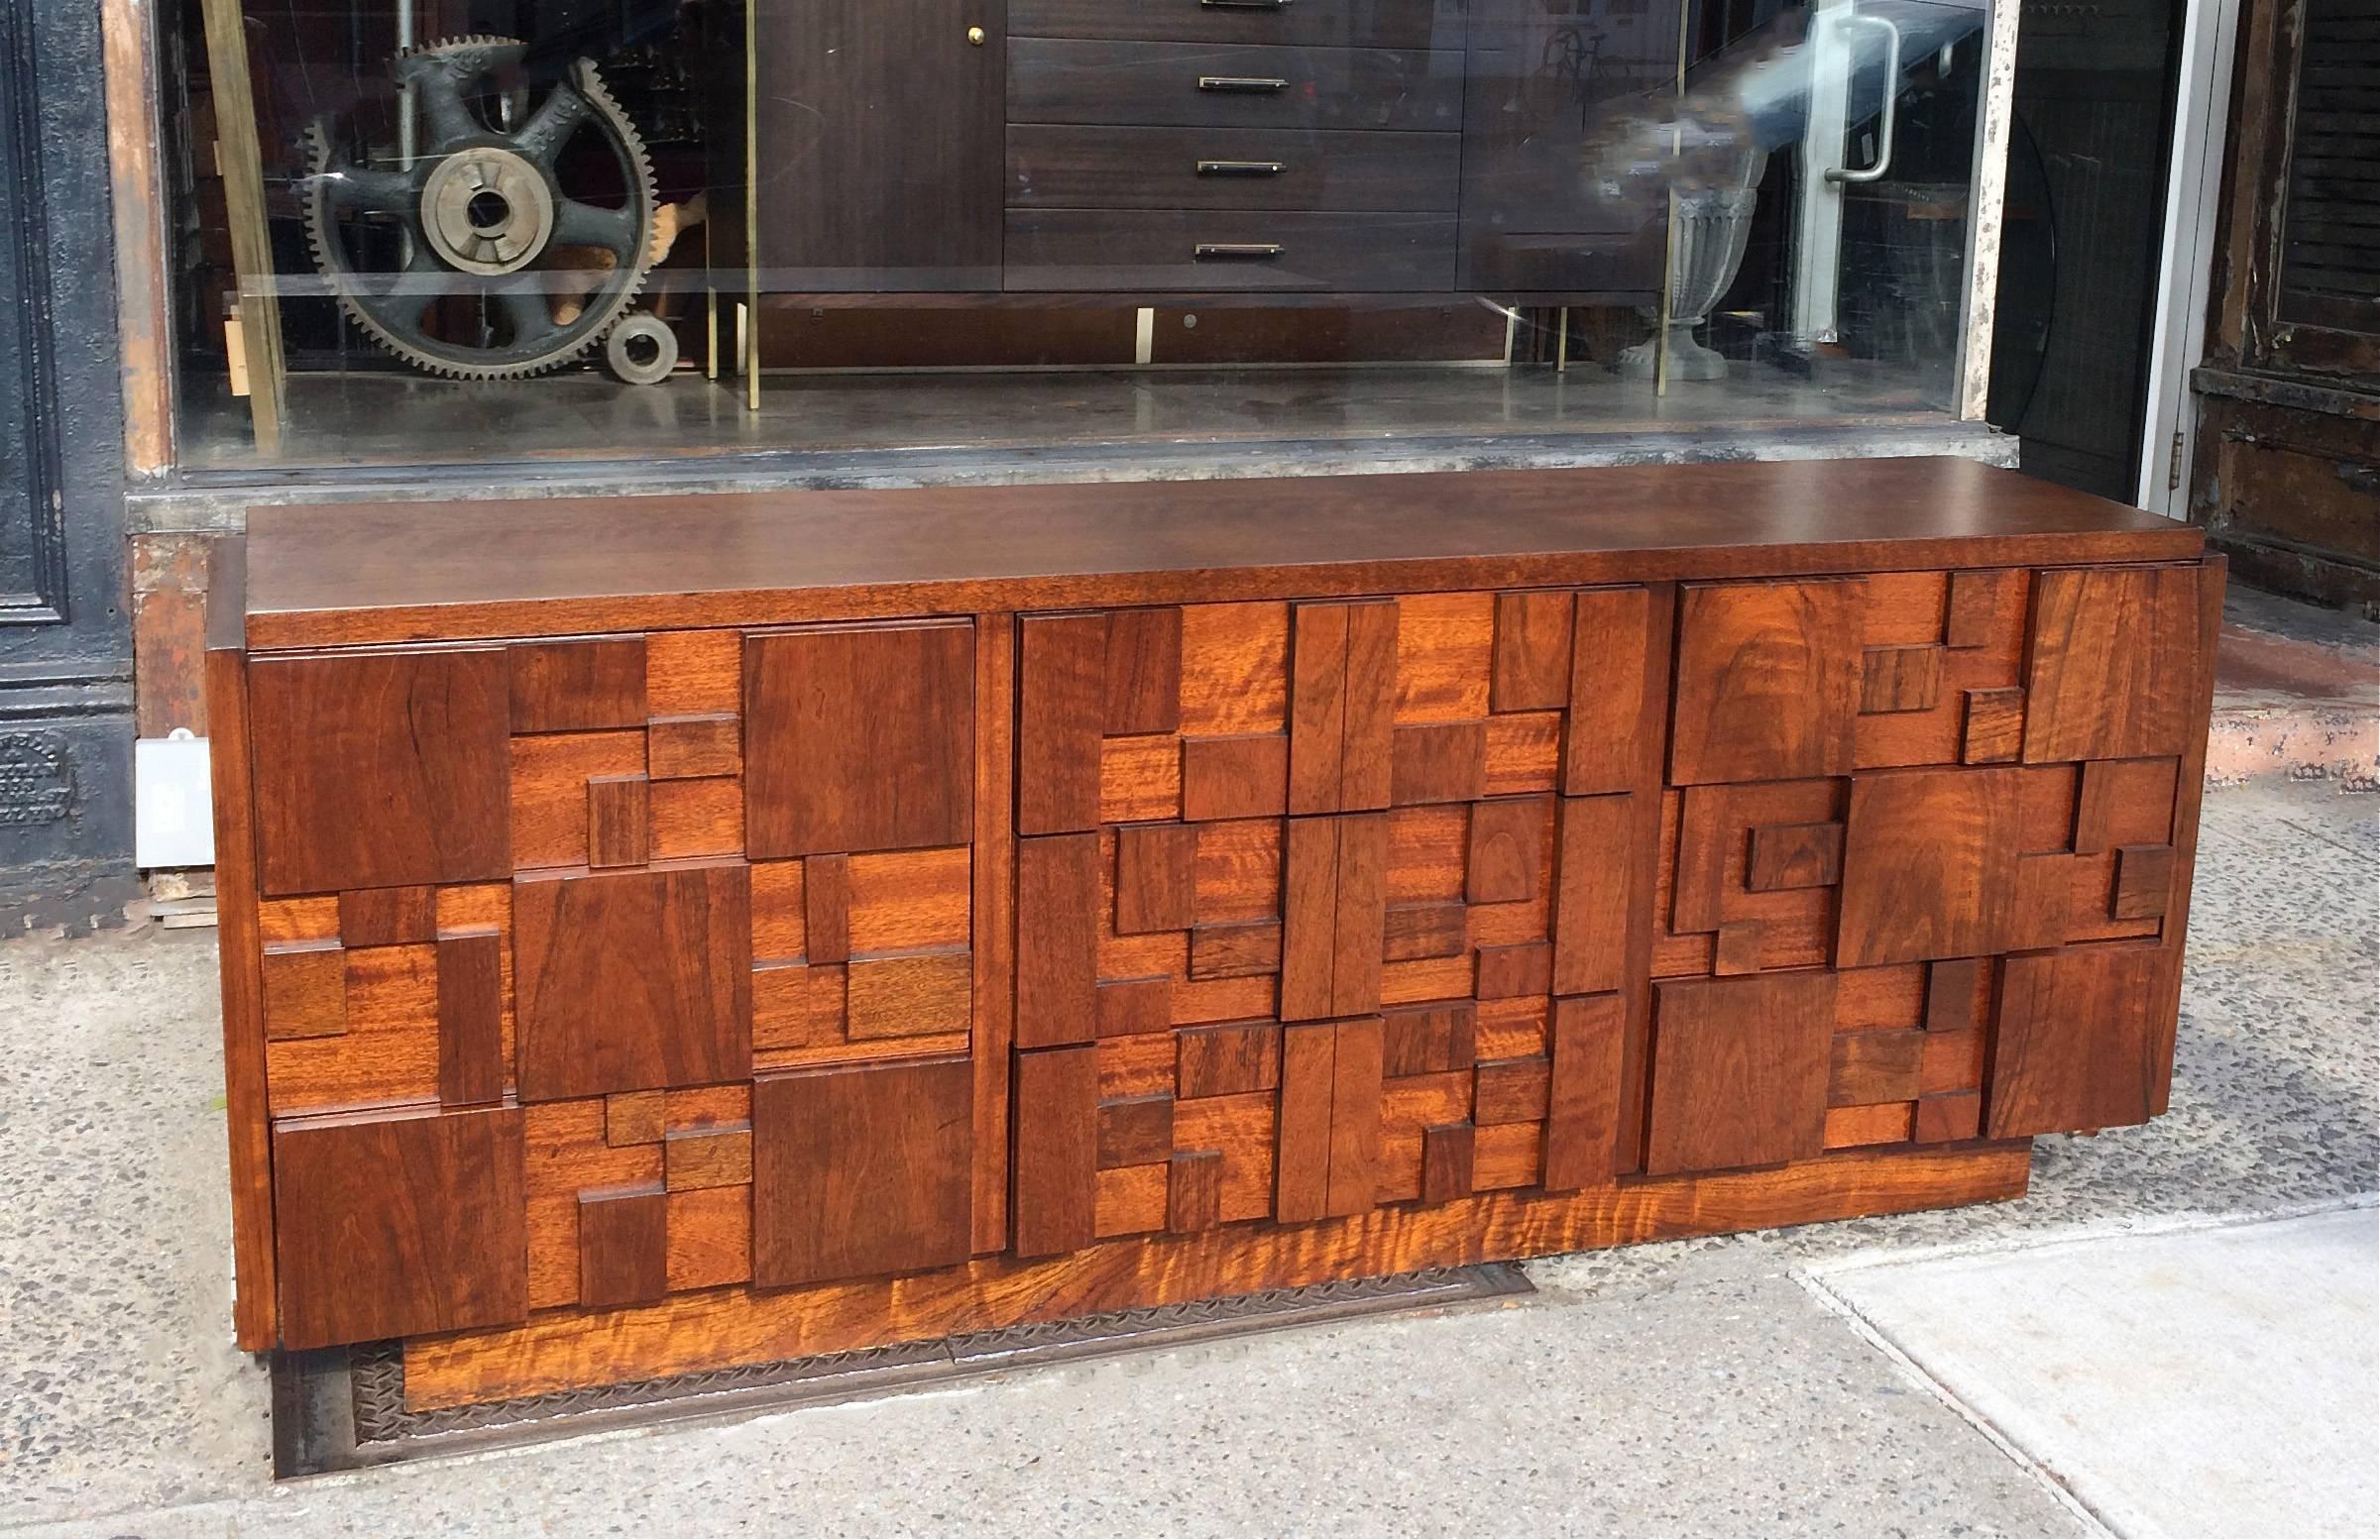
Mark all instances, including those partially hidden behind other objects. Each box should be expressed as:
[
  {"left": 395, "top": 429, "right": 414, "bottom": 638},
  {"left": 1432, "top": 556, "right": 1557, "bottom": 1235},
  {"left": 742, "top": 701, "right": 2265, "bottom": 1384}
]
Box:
[{"left": 209, "top": 458, "right": 2220, "bottom": 1413}]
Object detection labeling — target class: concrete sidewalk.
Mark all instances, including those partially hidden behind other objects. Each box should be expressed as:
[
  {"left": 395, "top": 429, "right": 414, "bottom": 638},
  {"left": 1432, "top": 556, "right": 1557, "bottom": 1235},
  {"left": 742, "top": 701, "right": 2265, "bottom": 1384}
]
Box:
[
  {"left": 0, "top": 781, "right": 2372, "bottom": 1538},
  {"left": 1813, "top": 1205, "right": 2378, "bottom": 1539}
]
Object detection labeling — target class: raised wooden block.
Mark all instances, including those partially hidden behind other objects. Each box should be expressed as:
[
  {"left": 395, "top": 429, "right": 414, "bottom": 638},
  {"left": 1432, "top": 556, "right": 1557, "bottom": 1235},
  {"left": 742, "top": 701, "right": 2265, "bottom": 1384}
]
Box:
[
  {"left": 510, "top": 637, "right": 646, "bottom": 732},
  {"left": 1391, "top": 720, "right": 1488, "bottom": 807},
  {"left": 802, "top": 853, "right": 850, "bottom": 965},
  {"left": 1962, "top": 687, "right": 2026, "bottom": 764},
  {"left": 744, "top": 620, "right": 973, "bottom": 857},
  {"left": 1473, "top": 1055, "right": 1550, "bottom": 1125},
  {"left": 1645, "top": 973, "right": 1835, "bottom": 1175},
  {"left": 1475, "top": 940, "right": 1552, "bottom": 1000},
  {"left": 1837, "top": 769, "right": 2021, "bottom": 968},
  {"left": 1829, "top": 1029, "right": 1924, "bottom": 1106},
  {"left": 1563, "top": 586, "right": 1658, "bottom": 797},
  {"left": 2023, "top": 566, "right": 2200, "bottom": 763},
  {"left": 753, "top": 1056, "right": 972, "bottom": 1283},
  {"left": 579, "top": 1185, "right": 669, "bottom": 1307},
  {"left": 1551, "top": 793, "right": 1633, "bottom": 996},
  {"left": 647, "top": 714, "right": 741, "bottom": 780},
  {"left": 1017, "top": 833, "right": 1100, "bottom": 1048},
  {"left": 1011, "top": 1045, "right": 1097, "bottom": 1257},
  {"left": 1492, "top": 590, "right": 1575, "bottom": 714},
  {"left": 1465, "top": 796, "right": 1544, "bottom": 905},
  {"left": 1419, "top": 1122, "right": 1477, "bottom": 1205},
  {"left": 1169, "top": 1020, "right": 1270, "bottom": 1096},
  {"left": 1383, "top": 1001, "right": 1477, "bottom": 1077},
  {"left": 2113, "top": 843, "right": 2176, "bottom": 921},
  {"left": 1115, "top": 823, "right": 1196, "bottom": 935},
  {"left": 1746, "top": 823, "right": 1843, "bottom": 893},
  {"left": 1097, "top": 1093, "right": 1176, "bottom": 1169},
  {"left": 274, "top": 1106, "right": 526, "bottom": 1349},
  {"left": 435, "top": 927, "right": 506, "bottom": 1106},
  {"left": 585, "top": 774, "right": 650, "bottom": 868},
  {"left": 606, "top": 1089, "right": 666, "bottom": 1147},
  {"left": 251, "top": 648, "right": 511, "bottom": 895},
  {"left": 1289, "top": 600, "right": 1396, "bottom": 815},
  {"left": 1384, "top": 903, "right": 1467, "bottom": 961},
  {"left": 1180, "top": 734, "right": 1290, "bottom": 822},
  {"left": 1670, "top": 580, "right": 1862, "bottom": 786},
  {"left": 512, "top": 862, "right": 752, "bottom": 1101},
  {"left": 338, "top": 886, "right": 436, "bottom": 947},
  {"left": 846, "top": 951, "right": 971, "bottom": 1040},
  {"left": 1325, "top": 1016, "right": 1384, "bottom": 1217},
  {"left": 1944, "top": 569, "right": 2014, "bottom": 649},
  {"left": 262, "top": 940, "right": 347, "bottom": 1041},
  {"left": 665, "top": 1126, "right": 753, "bottom": 1190},
  {"left": 1861, "top": 645, "right": 1943, "bottom": 714},
  {"left": 1096, "top": 976, "right": 1173, "bottom": 1038},
  {"left": 1915, "top": 1091, "right": 1983, "bottom": 1144},
  {"left": 1167, "top": 1149, "right": 1223, "bottom": 1233},
  {"left": 1988, "top": 945, "right": 2175, "bottom": 1137},
  {"left": 1190, "top": 921, "right": 1282, "bottom": 980},
  {"left": 1105, "top": 606, "right": 1184, "bottom": 736},
  {"left": 1018, "top": 612, "right": 1106, "bottom": 836},
  {"left": 1541, "top": 994, "right": 1625, "bottom": 1190}
]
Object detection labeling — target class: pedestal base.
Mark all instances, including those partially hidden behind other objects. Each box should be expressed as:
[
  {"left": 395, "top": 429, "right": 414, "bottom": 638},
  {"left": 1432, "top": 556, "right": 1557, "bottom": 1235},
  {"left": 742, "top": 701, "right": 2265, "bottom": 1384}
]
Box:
[{"left": 1618, "top": 324, "right": 1730, "bottom": 381}]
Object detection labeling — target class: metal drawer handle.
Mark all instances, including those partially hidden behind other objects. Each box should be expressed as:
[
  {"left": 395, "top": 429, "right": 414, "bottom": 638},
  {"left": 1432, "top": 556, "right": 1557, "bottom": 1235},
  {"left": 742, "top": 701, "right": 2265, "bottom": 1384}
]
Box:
[
  {"left": 1197, "top": 75, "right": 1290, "bottom": 92},
  {"left": 1196, "top": 160, "right": 1287, "bottom": 175},
  {"left": 1202, "top": 0, "right": 1294, "bottom": 8},
  {"left": 1194, "top": 243, "right": 1284, "bottom": 259}
]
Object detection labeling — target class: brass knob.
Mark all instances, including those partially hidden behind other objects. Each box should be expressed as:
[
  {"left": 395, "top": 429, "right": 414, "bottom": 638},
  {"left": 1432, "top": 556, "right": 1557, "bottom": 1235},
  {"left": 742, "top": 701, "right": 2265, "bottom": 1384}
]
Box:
[{"left": 967, "top": 25, "right": 985, "bottom": 44}]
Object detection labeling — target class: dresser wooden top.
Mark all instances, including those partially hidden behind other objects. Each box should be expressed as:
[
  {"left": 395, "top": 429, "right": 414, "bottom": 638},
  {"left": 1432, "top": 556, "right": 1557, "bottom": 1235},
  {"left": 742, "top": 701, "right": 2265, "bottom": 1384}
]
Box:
[{"left": 238, "top": 457, "right": 2203, "bottom": 648}]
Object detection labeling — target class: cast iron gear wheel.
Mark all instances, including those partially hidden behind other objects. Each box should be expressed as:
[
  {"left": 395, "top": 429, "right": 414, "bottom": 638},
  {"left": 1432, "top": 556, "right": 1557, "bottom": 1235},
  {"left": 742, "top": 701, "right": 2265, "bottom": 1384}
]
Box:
[{"left": 302, "top": 36, "right": 658, "bottom": 381}]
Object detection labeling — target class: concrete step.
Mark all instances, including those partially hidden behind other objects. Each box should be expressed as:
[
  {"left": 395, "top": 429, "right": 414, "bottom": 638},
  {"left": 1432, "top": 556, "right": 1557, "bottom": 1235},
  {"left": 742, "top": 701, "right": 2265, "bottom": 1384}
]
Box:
[{"left": 2209, "top": 583, "right": 2379, "bottom": 791}]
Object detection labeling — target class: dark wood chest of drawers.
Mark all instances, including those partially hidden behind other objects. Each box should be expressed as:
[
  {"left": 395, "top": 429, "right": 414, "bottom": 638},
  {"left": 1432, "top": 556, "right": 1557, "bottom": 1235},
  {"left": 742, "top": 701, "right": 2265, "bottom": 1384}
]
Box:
[
  {"left": 729, "top": 0, "right": 1677, "bottom": 299},
  {"left": 209, "top": 460, "right": 2218, "bottom": 1412}
]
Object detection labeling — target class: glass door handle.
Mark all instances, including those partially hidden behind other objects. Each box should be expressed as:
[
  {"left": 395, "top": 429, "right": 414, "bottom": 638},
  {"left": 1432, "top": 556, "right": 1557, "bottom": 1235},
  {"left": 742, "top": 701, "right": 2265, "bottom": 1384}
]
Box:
[{"left": 1824, "top": 12, "right": 1902, "bottom": 184}]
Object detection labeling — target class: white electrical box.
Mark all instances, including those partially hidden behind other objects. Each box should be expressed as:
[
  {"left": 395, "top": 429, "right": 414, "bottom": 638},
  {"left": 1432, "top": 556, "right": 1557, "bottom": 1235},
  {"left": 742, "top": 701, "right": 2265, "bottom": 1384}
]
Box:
[{"left": 135, "top": 730, "right": 215, "bottom": 868}]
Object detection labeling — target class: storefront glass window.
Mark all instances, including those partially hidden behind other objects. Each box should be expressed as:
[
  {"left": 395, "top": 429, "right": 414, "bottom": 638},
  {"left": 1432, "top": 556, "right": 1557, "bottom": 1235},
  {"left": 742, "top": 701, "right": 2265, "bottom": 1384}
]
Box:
[{"left": 168, "top": 0, "right": 1990, "bottom": 469}]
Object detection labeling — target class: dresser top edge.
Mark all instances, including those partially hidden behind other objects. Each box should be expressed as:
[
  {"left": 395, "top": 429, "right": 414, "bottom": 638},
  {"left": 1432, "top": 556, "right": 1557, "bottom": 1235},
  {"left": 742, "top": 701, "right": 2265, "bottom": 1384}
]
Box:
[{"left": 237, "top": 458, "right": 2206, "bottom": 650}]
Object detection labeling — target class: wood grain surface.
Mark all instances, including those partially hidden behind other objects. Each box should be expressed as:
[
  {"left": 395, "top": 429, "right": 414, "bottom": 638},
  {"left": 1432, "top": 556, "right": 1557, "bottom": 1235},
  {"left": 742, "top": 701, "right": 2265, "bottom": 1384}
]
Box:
[
  {"left": 239, "top": 461, "right": 2202, "bottom": 649},
  {"left": 216, "top": 465, "right": 2217, "bottom": 1401},
  {"left": 401, "top": 1140, "right": 2032, "bottom": 1409},
  {"left": 203, "top": 540, "right": 276, "bottom": 1350}
]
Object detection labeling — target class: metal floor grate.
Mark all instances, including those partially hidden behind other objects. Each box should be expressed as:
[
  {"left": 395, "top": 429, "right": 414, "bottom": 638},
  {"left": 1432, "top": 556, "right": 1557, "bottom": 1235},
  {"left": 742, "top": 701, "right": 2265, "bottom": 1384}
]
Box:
[{"left": 272, "top": 1263, "right": 1536, "bottom": 1477}]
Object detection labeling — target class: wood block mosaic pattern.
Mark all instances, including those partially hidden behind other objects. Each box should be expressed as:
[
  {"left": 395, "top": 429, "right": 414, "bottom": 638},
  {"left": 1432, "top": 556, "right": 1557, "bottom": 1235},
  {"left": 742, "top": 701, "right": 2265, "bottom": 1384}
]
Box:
[
  {"left": 245, "top": 621, "right": 982, "bottom": 1348},
  {"left": 1007, "top": 592, "right": 1650, "bottom": 1254},
  {"left": 221, "top": 556, "right": 2218, "bottom": 1374}
]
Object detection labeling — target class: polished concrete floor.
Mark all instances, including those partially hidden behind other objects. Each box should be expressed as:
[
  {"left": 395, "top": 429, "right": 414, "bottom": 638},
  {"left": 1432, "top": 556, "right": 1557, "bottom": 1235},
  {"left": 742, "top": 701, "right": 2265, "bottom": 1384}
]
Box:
[
  {"left": 183, "top": 359, "right": 1952, "bottom": 472},
  {"left": 0, "top": 779, "right": 2372, "bottom": 1537}
]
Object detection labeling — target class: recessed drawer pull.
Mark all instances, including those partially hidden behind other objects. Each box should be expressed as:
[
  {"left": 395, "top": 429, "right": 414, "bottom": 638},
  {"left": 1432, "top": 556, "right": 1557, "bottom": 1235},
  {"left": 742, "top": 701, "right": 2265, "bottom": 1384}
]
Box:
[
  {"left": 1202, "top": 0, "right": 1294, "bottom": 8},
  {"left": 1197, "top": 75, "right": 1290, "bottom": 92},
  {"left": 1193, "top": 242, "right": 1285, "bottom": 260},
  {"left": 1196, "top": 159, "right": 1288, "bottom": 176}
]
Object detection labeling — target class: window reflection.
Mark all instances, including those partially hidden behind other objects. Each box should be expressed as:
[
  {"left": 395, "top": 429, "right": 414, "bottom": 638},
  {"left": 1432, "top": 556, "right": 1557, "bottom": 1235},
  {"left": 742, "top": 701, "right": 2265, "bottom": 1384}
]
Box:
[{"left": 171, "top": 0, "right": 1986, "bottom": 468}]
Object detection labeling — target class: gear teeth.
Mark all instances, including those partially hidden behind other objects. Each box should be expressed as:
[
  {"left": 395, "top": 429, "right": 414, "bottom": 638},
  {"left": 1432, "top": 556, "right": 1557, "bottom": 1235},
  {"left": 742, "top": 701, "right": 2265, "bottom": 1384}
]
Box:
[
  {"left": 568, "top": 57, "right": 661, "bottom": 346},
  {"left": 297, "top": 48, "right": 659, "bottom": 382},
  {"left": 397, "top": 33, "right": 525, "bottom": 59}
]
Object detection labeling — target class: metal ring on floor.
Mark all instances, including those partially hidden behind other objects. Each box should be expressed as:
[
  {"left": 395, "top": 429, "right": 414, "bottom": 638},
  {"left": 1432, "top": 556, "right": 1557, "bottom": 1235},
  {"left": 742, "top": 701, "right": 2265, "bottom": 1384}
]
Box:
[{"left": 604, "top": 314, "right": 679, "bottom": 386}]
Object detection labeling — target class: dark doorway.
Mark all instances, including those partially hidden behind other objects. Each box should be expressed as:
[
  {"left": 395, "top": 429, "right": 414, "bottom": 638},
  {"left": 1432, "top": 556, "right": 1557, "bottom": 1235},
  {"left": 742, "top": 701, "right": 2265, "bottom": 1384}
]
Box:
[{"left": 1988, "top": 0, "right": 2190, "bottom": 501}]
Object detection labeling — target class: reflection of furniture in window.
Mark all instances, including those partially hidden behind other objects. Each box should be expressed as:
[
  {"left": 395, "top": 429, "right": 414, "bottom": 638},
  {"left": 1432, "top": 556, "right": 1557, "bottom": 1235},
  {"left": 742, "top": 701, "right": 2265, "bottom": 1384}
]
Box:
[
  {"left": 721, "top": 0, "right": 1680, "bottom": 300},
  {"left": 210, "top": 459, "right": 2218, "bottom": 1420}
]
